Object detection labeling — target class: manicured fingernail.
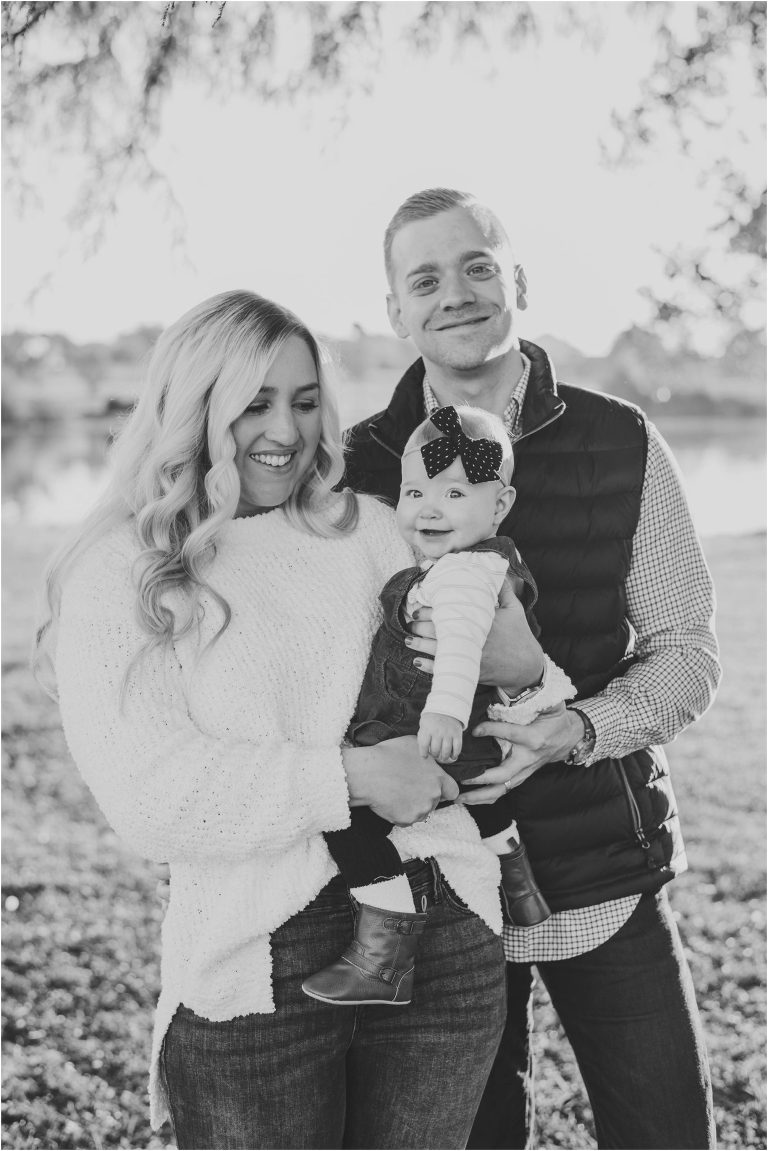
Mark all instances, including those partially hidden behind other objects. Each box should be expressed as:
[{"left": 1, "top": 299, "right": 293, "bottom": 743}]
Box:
[
  {"left": 404, "top": 637, "right": 413, "bottom": 646},
  {"left": 414, "top": 659, "right": 423, "bottom": 669},
  {"left": 412, "top": 609, "right": 420, "bottom": 620}
]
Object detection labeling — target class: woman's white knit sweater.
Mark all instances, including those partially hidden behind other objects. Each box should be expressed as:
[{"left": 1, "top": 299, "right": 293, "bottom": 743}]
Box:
[{"left": 54, "top": 495, "right": 502, "bottom": 1129}]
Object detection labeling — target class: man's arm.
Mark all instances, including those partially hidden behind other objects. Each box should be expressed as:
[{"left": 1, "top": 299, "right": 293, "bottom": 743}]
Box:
[
  {"left": 467, "top": 421, "right": 721, "bottom": 796},
  {"left": 568, "top": 422, "right": 721, "bottom": 761}
]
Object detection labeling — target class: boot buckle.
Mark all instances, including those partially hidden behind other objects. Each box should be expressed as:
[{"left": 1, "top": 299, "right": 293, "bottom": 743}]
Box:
[{"left": 382, "top": 916, "right": 426, "bottom": 935}]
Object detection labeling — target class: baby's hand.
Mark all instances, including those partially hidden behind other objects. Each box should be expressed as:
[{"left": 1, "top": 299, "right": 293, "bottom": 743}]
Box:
[{"left": 418, "top": 712, "right": 463, "bottom": 763}]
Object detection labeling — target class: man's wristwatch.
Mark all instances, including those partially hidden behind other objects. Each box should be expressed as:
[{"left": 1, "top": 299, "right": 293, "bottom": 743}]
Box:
[{"left": 564, "top": 707, "right": 597, "bottom": 766}]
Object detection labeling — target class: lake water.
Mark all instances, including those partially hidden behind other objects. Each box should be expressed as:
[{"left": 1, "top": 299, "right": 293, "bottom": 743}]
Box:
[{"left": 2, "top": 411, "right": 765, "bottom": 538}]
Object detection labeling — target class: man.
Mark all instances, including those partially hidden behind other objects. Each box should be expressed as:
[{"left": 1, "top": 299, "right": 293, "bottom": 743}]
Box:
[{"left": 343, "top": 187, "right": 720, "bottom": 1149}]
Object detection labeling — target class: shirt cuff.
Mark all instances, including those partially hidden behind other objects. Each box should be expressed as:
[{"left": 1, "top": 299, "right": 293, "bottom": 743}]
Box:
[{"left": 566, "top": 696, "right": 618, "bottom": 765}]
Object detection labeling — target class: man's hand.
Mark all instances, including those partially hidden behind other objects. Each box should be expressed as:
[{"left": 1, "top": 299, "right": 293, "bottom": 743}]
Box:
[
  {"left": 418, "top": 711, "right": 463, "bottom": 762},
  {"left": 407, "top": 581, "right": 545, "bottom": 695},
  {"left": 343, "top": 735, "right": 459, "bottom": 825},
  {"left": 458, "top": 703, "right": 584, "bottom": 804}
]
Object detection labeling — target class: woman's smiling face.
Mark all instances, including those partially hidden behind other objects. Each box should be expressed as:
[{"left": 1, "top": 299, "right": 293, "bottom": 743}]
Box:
[{"left": 231, "top": 336, "right": 322, "bottom": 516}]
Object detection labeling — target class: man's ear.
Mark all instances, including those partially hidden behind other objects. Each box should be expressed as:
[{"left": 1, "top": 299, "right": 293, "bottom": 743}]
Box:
[
  {"left": 387, "top": 293, "right": 410, "bottom": 340},
  {"left": 514, "top": 265, "right": 528, "bottom": 312},
  {"left": 494, "top": 484, "right": 516, "bottom": 524}
]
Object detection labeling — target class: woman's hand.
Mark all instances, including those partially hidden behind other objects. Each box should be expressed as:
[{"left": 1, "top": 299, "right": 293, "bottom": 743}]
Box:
[
  {"left": 342, "top": 736, "right": 459, "bottom": 826},
  {"left": 407, "top": 579, "right": 545, "bottom": 694}
]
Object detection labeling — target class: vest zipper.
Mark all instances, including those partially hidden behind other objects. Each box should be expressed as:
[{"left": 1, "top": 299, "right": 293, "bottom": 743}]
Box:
[
  {"left": 368, "top": 387, "right": 565, "bottom": 455},
  {"left": 513, "top": 407, "right": 564, "bottom": 445},
  {"left": 617, "top": 761, "right": 651, "bottom": 850},
  {"left": 369, "top": 426, "right": 403, "bottom": 459}
]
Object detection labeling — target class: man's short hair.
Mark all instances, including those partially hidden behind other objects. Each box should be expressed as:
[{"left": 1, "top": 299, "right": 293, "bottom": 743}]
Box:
[{"left": 383, "top": 187, "right": 512, "bottom": 287}]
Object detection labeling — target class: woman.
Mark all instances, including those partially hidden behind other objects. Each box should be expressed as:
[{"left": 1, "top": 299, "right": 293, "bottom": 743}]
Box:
[{"left": 34, "top": 291, "right": 540, "bottom": 1149}]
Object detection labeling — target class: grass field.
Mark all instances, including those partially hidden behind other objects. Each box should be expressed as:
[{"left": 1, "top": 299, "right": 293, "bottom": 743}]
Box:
[{"left": 2, "top": 526, "right": 765, "bottom": 1150}]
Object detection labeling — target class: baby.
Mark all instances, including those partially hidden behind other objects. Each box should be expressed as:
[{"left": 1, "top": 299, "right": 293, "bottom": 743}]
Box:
[{"left": 302, "top": 405, "right": 574, "bottom": 1007}]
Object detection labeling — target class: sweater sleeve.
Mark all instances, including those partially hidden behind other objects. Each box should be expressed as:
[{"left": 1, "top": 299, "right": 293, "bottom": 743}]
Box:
[
  {"left": 54, "top": 535, "right": 352, "bottom": 864},
  {"left": 419, "top": 551, "right": 509, "bottom": 726}
]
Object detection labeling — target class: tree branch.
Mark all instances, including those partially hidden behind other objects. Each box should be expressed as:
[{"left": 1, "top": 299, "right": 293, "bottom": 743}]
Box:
[{"left": 2, "top": 0, "right": 57, "bottom": 48}]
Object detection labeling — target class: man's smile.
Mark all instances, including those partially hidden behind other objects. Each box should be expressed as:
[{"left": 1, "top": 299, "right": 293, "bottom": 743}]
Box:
[{"left": 433, "top": 315, "right": 491, "bottom": 331}]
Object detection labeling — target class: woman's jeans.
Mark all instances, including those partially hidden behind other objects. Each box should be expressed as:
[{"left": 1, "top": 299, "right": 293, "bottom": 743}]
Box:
[
  {"left": 162, "top": 859, "right": 507, "bottom": 1150},
  {"left": 468, "top": 889, "right": 715, "bottom": 1150}
]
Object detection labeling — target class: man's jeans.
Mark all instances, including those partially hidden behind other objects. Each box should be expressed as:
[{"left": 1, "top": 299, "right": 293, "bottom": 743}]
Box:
[
  {"left": 468, "top": 889, "right": 715, "bottom": 1149},
  {"left": 162, "top": 859, "right": 506, "bottom": 1149}
]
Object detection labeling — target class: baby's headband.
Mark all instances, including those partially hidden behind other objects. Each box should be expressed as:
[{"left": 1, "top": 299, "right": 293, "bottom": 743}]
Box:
[{"left": 418, "top": 405, "right": 503, "bottom": 484}]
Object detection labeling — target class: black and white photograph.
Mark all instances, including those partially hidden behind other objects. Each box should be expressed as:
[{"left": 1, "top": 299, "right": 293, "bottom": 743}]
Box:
[{"left": 2, "top": 2, "right": 765, "bottom": 1148}]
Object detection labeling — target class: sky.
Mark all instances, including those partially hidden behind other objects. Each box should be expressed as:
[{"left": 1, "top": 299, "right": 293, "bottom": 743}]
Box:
[{"left": 2, "top": 1, "right": 763, "bottom": 355}]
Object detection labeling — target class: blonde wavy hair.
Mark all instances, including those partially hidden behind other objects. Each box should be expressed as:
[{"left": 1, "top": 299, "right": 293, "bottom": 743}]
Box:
[{"left": 34, "top": 290, "right": 358, "bottom": 695}]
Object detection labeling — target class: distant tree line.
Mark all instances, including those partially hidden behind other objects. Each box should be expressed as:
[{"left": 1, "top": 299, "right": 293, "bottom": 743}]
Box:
[{"left": 3, "top": 320, "right": 764, "bottom": 426}]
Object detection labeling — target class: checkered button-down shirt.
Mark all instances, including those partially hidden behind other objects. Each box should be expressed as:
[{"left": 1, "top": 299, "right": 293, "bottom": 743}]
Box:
[
  {"left": 423, "top": 353, "right": 531, "bottom": 439},
  {"left": 422, "top": 357, "right": 720, "bottom": 962}
]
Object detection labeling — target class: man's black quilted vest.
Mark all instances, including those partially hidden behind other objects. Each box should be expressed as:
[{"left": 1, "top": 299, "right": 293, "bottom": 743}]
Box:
[{"left": 343, "top": 342, "right": 686, "bottom": 910}]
